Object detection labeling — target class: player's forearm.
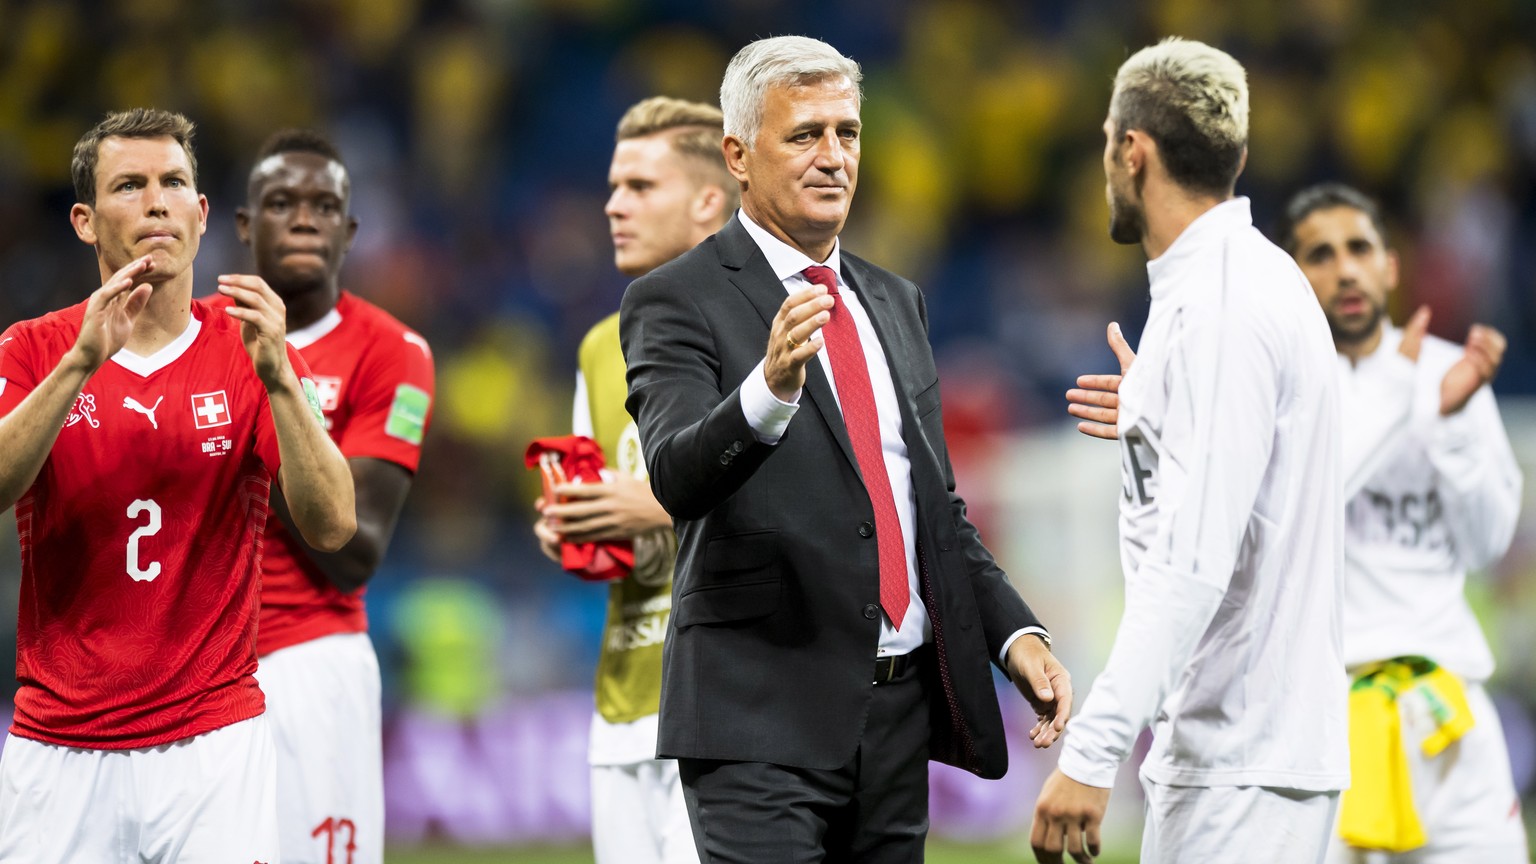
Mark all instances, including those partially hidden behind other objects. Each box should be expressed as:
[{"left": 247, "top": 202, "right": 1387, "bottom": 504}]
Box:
[
  {"left": 1428, "top": 394, "right": 1521, "bottom": 570},
  {"left": 0, "top": 351, "right": 96, "bottom": 512},
  {"left": 268, "top": 373, "right": 356, "bottom": 551},
  {"left": 270, "top": 490, "right": 390, "bottom": 593},
  {"left": 1057, "top": 571, "right": 1225, "bottom": 786}
]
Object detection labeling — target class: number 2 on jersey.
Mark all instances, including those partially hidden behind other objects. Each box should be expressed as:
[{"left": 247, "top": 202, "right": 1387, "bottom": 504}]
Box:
[{"left": 126, "top": 499, "right": 162, "bottom": 582}]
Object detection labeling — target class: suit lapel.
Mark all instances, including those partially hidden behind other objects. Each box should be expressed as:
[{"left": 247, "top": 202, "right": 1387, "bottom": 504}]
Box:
[
  {"left": 716, "top": 217, "right": 860, "bottom": 477},
  {"left": 842, "top": 258, "right": 921, "bottom": 449}
]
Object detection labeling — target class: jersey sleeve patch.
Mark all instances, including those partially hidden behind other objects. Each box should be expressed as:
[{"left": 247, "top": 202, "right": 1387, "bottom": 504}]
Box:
[
  {"left": 300, "top": 377, "right": 327, "bottom": 428},
  {"left": 385, "top": 383, "right": 430, "bottom": 445}
]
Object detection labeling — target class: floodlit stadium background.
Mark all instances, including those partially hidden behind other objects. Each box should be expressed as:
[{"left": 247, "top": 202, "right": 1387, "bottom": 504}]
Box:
[{"left": 2, "top": 0, "right": 1535, "bottom": 858}]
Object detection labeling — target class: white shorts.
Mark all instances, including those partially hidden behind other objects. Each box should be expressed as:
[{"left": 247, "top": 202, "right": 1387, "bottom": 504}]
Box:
[
  {"left": 591, "top": 758, "right": 697, "bottom": 864},
  {"left": 1325, "top": 682, "right": 1528, "bottom": 864},
  {"left": 256, "top": 632, "right": 383, "bottom": 864},
  {"left": 0, "top": 714, "right": 278, "bottom": 863},
  {"left": 1139, "top": 777, "right": 1339, "bottom": 864}
]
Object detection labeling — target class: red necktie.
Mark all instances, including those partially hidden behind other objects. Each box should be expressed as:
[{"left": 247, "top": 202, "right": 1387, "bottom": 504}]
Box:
[{"left": 803, "top": 265, "right": 910, "bottom": 630}]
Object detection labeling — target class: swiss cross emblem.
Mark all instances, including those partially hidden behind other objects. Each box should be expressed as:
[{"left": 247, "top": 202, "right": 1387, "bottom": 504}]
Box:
[
  {"left": 191, "top": 390, "right": 232, "bottom": 429},
  {"left": 313, "top": 375, "right": 343, "bottom": 413}
]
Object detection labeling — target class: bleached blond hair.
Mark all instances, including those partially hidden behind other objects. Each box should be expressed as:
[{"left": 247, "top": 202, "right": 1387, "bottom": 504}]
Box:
[
  {"left": 616, "top": 96, "right": 739, "bottom": 211},
  {"left": 1110, "top": 37, "right": 1248, "bottom": 196},
  {"left": 720, "top": 36, "right": 862, "bottom": 147}
]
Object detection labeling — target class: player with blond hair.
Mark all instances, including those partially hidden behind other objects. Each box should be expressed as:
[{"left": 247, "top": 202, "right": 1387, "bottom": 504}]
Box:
[
  {"left": 1039, "top": 39, "right": 1348, "bottom": 864},
  {"left": 532, "top": 95, "right": 735, "bottom": 864}
]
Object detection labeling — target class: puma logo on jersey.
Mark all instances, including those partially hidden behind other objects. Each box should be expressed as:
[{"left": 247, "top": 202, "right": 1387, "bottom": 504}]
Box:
[
  {"left": 122, "top": 395, "right": 164, "bottom": 429},
  {"left": 66, "top": 393, "right": 100, "bottom": 429}
]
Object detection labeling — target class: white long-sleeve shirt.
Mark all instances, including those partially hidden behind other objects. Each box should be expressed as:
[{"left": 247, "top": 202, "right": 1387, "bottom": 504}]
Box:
[
  {"left": 1058, "top": 198, "right": 1350, "bottom": 791},
  {"left": 1336, "top": 326, "right": 1522, "bottom": 682}
]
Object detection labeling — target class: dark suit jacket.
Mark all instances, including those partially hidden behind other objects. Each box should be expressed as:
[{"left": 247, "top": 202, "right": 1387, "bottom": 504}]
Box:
[{"left": 619, "top": 215, "right": 1042, "bottom": 779}]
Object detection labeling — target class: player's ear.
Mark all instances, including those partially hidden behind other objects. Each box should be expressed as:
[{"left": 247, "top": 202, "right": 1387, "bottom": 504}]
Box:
[
  {"left": 70, "top": 203, "right": 97, "bottom": 245},
  {"left": 234, "top": 207, "right": 252, "bottom": 245},
  {"left": 692, "top": 183, "right": 726, "bottom": 226},
  {"left": 1385, "top": 248, "right": 1400, "bottom": 293},
  {"left": 197, "top": 193, "right": 209, "bottom": 237},
  {"left": 345, "top": 215, "right": 359, "bottom": 252},
  {"left": 722, "top": 135, "right": 750, "bottom": 186}
]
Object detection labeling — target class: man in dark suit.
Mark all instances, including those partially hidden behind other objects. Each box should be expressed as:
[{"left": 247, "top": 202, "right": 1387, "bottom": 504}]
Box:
[{"left": 619, "top": 35, "right": 1072, "bottom": 862}]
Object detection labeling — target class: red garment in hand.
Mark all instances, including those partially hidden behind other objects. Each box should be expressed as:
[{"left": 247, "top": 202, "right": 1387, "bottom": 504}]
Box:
[{"left": 525, "top": 435, "right": 635, "bottom": 582}]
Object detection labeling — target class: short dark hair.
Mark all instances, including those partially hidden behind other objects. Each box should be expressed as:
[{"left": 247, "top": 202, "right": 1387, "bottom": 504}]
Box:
[
  {"left": 72, "top": 108, "right": 198, "bottom": 206},
  {"left": 254, "top": 128, "right": 345, "bottom": 166},
  {"left": 1275, "top": 183, "right": 1389, "bottom": 255}
]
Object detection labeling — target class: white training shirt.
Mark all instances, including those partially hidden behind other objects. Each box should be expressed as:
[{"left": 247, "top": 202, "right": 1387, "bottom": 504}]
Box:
[
  {"left": 1057, "top": 198, "right": 1350, "bottom": 791},
  {"left": 1335, "top": 326, "right": 1522, "bottom": 682}
]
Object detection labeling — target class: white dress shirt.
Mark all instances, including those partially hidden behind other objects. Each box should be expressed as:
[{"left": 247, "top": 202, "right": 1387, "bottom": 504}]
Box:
[
  {"left": 1057, "top": 198, "right": 1350, "bottom": 792},
  {"left": 734, "top": 211, "right": 1041, "bottom": 661}
]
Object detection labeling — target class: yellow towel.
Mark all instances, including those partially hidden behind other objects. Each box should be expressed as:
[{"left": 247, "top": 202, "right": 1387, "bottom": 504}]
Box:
[{"left": 1338, "top": 657, "right": 1475, "bottom": 852}]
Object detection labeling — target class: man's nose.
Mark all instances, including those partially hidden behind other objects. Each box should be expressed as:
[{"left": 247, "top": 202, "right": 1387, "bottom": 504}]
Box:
[
  {"left": 145, "top": 184, "right": 169, "bottom": 216},
  {"left": 813, "top": 134, "right": 845, "bottom": 172},
  {"left": 604, "top": 188, "right": 625, "bottom": 218}
]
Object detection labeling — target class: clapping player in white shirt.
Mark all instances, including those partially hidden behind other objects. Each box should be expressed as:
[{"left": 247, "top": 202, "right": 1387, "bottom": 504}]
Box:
[
  {"left": 1275, "top": 184, "right": 1526, "bottom": 864},
  {"left": 1036, "top": 38, "right": 1349, "bottom": 864}
]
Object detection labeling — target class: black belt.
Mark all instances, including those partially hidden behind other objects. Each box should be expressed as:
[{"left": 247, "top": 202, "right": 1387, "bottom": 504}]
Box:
[{"left": 873, "top": 649, "right": 926, "bottom": 685}]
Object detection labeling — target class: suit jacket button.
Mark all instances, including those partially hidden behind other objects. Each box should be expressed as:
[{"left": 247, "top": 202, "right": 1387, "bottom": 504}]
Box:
[
  {"left": 858, "top": 522, "right": 874, "bottom": 538},
  {"left": 863, "top": 604, "right": 879, "bottom": 620},
  {"left": 730, "top": 440, "right": 744, "bottom": 454},
  {"left": 719, "top": 454, "right": 731, "bottom": 465}
]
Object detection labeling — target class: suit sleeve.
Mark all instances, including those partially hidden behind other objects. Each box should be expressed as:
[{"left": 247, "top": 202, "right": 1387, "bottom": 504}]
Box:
[
  {"left": 620, "top": 271, "right": 776, "bottom": 521},
  {"left": 908, "top": 287, "right": 1043, "bottom": 659}
]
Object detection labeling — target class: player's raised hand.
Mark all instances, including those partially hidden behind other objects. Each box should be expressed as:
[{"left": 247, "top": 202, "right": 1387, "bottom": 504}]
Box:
[
  {"left": 217, "top": 274, "right": 290, "bottom": 386},
  {"left": 1007, "top": 634, "right": 1073, "bottom": 749},
  {"left": 765, "top": 285, "right": 833, "bottom": 401},
  {"left": 70, "top": 255, "right": 155, "bottom": 371},
  {"left": 1066, "top": 322, "right": 1135, "bottom": 441},
  {"left": 1441, "top": 323, "right": 1505, "bottom": 416},
  {"left": 1398, "top": 305, "right": 1431, "bottom": 362},
  {"left": 1031, "top": 768, "right": 1109, "bottom": 864}
]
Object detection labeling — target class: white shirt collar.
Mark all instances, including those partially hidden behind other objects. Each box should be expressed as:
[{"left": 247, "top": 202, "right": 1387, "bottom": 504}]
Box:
[
  {"left": 1146, "top": 196, "right": 1253, "bottom": 290},
  {"left": 738, "top": 209, "right": 844, "bottom": 287},
  {"left": 285, "top": 306, "right": 343, "bottom": 350},
  {"left": 110, "top": 313, "right": 202, "bottom": 377}
]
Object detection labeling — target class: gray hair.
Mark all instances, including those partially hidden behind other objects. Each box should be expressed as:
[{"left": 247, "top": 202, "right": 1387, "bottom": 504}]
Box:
[
  {"left": 720, "top": 36, "right": 863, "bottom": 146},
  {"left": 1111, "top": 37, "right": 1249, "bottom": 197}
]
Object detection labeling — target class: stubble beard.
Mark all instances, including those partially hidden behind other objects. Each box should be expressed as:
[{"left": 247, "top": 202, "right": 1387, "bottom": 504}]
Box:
[
  {"left": 1108, "top": 190, "right": 1145, "bottom": 247},
  {"left": 1326, "top": 298, "right": 1386, "bottom": 351}
]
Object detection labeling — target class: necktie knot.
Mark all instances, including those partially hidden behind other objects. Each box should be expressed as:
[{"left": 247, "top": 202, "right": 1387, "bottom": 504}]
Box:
[{"left": 803, "top": 265, "right": 839, "bottom": 294}]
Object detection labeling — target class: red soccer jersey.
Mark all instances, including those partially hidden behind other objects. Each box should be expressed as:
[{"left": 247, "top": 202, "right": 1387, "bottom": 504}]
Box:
[
  {"left": 216, "top": 292, "right": 434, "bottom": 656},
  {"left": 0, "top": 297, "right": 319, "bottom": 749}
]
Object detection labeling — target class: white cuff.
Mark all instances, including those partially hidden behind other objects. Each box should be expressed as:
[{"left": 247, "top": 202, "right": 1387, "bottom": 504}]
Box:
[
  {"left": 1056, "top": 739, "right": 1120, "bottom": 789},
  {"left": 999, "top": 626, "right": 1050, "bottom": 670},
  {"left": 741, "top": 359, "right": 799, "bottom": 444}
]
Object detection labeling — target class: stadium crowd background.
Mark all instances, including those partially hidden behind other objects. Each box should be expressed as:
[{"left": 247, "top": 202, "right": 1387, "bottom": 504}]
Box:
[{"left": 2, "top": 0, "right": 1535, "bottom": 856}]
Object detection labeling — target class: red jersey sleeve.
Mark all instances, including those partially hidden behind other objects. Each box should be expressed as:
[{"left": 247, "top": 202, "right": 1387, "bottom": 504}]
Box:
[
  {"left": 336, "top": 331, "right": 434, "bottom": 472},
  {"left": 254, "top": 345, "right": 320, "bottom": 476},
  {"left": 0, "top": 322, "right": 37, "bottom": 417}
]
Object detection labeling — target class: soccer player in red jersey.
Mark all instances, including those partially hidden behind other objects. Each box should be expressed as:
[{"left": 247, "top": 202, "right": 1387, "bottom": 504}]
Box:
[
  {"left": 0, "top": 109, "right": 355, "bottom": 862},
  {"left": 229, "top": 128, "right": 434, "bottom": 864}
]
